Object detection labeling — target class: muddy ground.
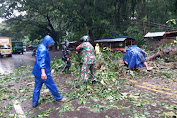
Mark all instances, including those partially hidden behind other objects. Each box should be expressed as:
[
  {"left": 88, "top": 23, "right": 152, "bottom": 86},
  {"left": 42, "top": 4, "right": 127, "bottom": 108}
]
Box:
[{"left": 0, "top": 59, "right": 177, "bottom": 118}]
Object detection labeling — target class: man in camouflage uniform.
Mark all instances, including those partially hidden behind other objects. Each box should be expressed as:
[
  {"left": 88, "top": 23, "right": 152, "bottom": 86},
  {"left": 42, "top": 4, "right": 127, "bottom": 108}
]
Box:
[{"left": 76, "top": 36, "right": 96, "bottom": 84}]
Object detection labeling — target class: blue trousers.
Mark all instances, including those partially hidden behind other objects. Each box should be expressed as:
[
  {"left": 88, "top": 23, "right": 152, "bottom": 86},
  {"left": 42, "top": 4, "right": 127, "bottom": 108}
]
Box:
[{"left": 32, "top": 75, "right": 63, "bottom": 106}]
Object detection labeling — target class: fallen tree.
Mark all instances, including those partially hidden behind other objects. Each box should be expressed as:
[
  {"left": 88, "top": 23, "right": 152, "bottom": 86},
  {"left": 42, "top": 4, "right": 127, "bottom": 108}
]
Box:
[{"left": 146, "top": 46, "right": 177, "bottom": 61}]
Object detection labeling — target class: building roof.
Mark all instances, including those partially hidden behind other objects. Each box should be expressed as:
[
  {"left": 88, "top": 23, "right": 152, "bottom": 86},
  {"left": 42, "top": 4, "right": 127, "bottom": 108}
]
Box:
[
  {"left": 95, "top": 37, "right": 134, "bottom": 43},
  {"left": 144, "top": 32, "right": 166, "bottom": 38}
]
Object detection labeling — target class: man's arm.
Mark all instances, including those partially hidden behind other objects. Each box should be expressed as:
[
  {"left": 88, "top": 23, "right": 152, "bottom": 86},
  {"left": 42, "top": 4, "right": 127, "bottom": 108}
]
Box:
[
  {"left": 76, "top": 42, "right": 84, "bottom": 50},
  {"left": 38, "top": 47, "right": 47, "bottom": 80},
  {"left": 76, "top": 45, "right": 81, "bottom": 50},
  {"left": 141, "top": 50, "right": 148, "bottom": 56}
]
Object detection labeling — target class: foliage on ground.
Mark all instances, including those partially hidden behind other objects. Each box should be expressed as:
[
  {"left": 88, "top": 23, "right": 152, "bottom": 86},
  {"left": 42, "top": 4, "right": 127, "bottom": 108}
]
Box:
[{"left": 0, "top": 48, "right": 177, "bottom": 118}]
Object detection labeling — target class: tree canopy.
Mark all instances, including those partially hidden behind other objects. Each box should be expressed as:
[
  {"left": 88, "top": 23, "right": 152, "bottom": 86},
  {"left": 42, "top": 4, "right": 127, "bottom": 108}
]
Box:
[{"left": 0, "top": 0, "right": 177, "bottom": 46}]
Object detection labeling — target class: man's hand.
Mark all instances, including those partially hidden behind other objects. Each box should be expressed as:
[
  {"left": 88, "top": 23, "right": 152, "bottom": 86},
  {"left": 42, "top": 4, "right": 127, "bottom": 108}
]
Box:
[
  {"left": 144, "top": 52, "right": 148, "bottom": 57},
  {"left": 41, "top": 68, "right": 47, "bottom": 81},
  {"left": 67, "top": 58, "right": 70, "bottom": 61},
  {"left": 41, "top": 73, "right": 47, "bottom": 81}
]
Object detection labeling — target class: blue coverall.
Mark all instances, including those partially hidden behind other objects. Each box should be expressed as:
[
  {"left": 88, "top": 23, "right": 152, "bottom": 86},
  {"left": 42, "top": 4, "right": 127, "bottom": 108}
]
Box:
[
  {"left": 32, "top": 35, "right": 63, "bottom": 107},
  {"left": 123, "top": 46, "right": 146, "bottom": 70}
]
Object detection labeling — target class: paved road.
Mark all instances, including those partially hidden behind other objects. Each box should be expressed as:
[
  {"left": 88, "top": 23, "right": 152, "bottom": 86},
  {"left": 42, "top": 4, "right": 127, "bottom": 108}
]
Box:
[{"left": 0, "top": 51, "right": 62, "bottom": 74}]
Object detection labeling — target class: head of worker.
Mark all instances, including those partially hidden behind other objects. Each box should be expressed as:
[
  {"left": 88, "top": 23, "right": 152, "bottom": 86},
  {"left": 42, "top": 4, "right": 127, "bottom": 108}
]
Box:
[
  {"left": 96, "top": 43, "right": 99, "bottom": 46},
  {"left": 42, "top": 35, "right": 55, "bottom": 49},
  {"left": 80, "top": 35, "right": 90, "bottom": 42},
  {"left": 64, "top": 40, "right": 70, "bottom": 47}
]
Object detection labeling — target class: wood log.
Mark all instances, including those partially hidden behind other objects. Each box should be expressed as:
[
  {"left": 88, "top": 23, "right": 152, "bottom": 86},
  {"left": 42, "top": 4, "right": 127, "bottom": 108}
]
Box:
[{"left": 146, "top": 46, "right": 177, "bottom": 61}]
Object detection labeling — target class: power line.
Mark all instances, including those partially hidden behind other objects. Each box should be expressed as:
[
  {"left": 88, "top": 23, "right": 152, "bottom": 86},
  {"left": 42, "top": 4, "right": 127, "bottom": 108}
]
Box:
[{"left": 120, "top": 13, "right": 177, "bottom": 30}]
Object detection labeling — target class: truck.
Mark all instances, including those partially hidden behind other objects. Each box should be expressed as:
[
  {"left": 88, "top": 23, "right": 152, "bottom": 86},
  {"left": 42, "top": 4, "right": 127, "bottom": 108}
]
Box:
[
  {"left": 0, "top": 37, "right": 12, "bottom": 57},
  {"left": 12, "top": 41, "right": 24, "bottom": 54}
]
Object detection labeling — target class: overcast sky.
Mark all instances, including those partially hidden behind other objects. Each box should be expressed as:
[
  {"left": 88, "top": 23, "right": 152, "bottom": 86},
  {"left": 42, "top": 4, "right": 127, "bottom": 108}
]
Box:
[
  {"left": 0, "top": 18, "right": 5, "bottom": 23},
  {"left": 0, "top": 2, "right": 27, "bottom": 23},
  {"left": 0, "top": 10, "right": 26, "bottom": 23}
]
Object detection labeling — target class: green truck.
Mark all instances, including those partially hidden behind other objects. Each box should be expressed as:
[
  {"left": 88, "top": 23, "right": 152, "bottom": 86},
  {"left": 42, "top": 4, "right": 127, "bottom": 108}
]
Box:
[{"left": 12, "top": 41, "right": 24, "bottom": 54}]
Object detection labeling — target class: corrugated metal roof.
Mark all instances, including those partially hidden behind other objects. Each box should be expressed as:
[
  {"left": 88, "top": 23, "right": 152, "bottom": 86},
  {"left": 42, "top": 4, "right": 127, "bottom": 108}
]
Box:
[
  {"left": 144, "top": 32, "right": 166, "bottom": 37},
  {"left": 95, "top": 37, "right": 128, "bottom": 43}
]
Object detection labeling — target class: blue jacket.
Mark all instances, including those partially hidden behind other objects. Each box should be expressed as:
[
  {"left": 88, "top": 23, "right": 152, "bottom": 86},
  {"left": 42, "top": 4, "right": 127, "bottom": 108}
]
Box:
[
  {"left": 32, "top": 35, "right": 55, "bottom": 77},
  {"left": 123, "top": 46, "right": 145, "bottom": 69}
]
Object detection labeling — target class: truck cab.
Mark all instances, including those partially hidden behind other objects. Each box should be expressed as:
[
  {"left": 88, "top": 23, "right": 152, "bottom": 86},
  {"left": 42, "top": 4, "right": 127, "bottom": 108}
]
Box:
[
  {"left": 12, "top": 41, "right": 24, "bottom": 54},
  {"left": 0, "top": 37, "right": 12, "bottom": 57}
]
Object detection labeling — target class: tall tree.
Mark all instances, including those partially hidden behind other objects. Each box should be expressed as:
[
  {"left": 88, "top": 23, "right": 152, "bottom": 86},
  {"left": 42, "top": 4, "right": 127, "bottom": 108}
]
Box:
[{"left": 1, "top": 0, "right": 177, "bottom": 47}]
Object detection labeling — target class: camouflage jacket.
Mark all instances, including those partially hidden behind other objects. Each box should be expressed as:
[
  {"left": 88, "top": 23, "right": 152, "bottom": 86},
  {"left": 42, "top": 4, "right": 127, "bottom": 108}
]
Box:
[{"left": 76, "top": 42, "right": 96, "bottom": 64}]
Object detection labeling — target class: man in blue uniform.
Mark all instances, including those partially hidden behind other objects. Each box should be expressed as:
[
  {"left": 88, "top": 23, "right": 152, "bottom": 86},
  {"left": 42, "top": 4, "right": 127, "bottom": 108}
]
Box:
[
  {"left": 32, "top": 35, "right": 67, "bottom": 107},
  {"left": 123, "top": 46, "right": 151, "bottom": 71}
]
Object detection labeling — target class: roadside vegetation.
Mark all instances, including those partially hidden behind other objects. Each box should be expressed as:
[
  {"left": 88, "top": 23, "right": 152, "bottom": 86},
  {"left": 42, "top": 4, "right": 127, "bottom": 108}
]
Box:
[
  {"left": 0, "top": 0, "right": 177, "bottom": 117},
  {"left": 0, "top": 43, "right": 176, "bottom": 117}
]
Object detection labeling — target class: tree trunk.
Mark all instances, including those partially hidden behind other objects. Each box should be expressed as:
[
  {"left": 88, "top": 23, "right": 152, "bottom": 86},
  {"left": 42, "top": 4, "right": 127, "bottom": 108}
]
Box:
[
  {"left": 89, "top": 28, "right": 94, "bottom": 45},
  {"left": 46, "top": 14, "right": 58, "bottom": 50},
  {"left": 131, "top": 0, "right": 136, "bottom": 18},
  {"left": 146, "top": 46, "right": 177, "bottom": 61},
  {"left": 87, "top": 21, "right": 94, "bottom": 45},
  {"left": 113, "top": 0, "right": 118, "bottom": 30}
]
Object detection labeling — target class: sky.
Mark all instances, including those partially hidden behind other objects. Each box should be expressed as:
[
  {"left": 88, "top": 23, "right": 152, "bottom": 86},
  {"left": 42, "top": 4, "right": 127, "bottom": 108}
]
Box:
[
  {"left": 0, "top": 3, "right": 4, "bottom": 23},
  {"left": 0, "top": 18, "right": 5, "bottom": 23},
  {"left": 0, "top": 3, "right": 26, "bottom": 23},
  {"left": 0, "top": 10, "right": 26, "bottom": 23}
]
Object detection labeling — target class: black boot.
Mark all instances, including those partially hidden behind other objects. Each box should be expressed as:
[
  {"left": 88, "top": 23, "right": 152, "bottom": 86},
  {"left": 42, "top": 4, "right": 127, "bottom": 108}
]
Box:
[{"left": 92, "top": 80, "right": 96, "bottom": 85}]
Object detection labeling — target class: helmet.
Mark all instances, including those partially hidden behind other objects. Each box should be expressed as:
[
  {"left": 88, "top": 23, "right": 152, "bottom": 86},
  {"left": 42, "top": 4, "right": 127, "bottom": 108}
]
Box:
[{"left": 80, "top": 36, "right": 90, "bottom": 42}]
